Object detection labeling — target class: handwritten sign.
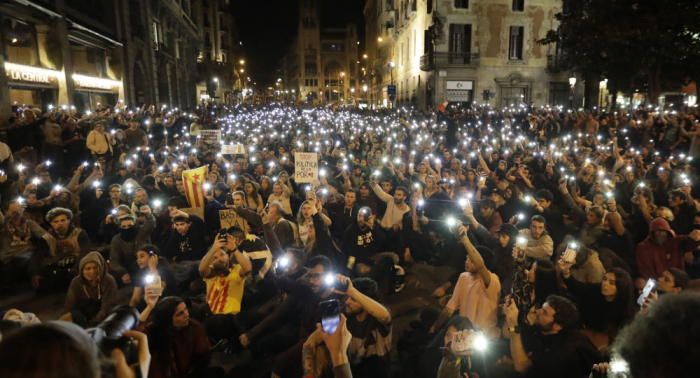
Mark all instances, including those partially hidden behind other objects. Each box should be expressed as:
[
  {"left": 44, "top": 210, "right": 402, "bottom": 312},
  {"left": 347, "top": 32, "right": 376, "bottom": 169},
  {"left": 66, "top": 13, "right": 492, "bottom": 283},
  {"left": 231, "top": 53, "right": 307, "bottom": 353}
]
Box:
[
  {"left": 197, "top": 130, "right": 221, "bottom": 145},
  {"left": 219, "top": 209, "right": 249, "bottom": 231},
  {"left": 221, "top": 144, "right": 245, "bottom": 155},
  {"left": 294, "top": 152, "right": 318, "bottom": 183}
]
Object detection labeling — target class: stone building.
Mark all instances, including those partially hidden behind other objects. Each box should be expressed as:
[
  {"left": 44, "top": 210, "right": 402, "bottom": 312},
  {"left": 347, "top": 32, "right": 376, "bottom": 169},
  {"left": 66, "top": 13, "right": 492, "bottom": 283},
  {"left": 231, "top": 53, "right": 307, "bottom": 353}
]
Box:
[
  {"left": 282, "top": 0, "right": 360, "bottom": 105},
  {"left": 119, "top": 0, "right": 201, "bottom": 109},
  {"left": 0, "top": 0, "right": 125, "bottom": 119},
  {"left": 193, "top": 0, "right": 244, "bottom": 106},
  {"left": 366, "top": 0, "right": 570, "bottom": 110}
]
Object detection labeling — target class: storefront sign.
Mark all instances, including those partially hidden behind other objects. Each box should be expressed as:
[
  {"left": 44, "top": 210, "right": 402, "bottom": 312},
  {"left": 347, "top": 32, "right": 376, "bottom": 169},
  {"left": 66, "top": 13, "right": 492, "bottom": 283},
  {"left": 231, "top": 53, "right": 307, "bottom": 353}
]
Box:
[
  {"left": 73, "top": 74, "right": 120, "bottom": 92},
  {"left": 5, "top": 62, "right": 59, "bottom": 87},
  {"left": 446, "top": 81, "right": 473, "bottom": 90}
]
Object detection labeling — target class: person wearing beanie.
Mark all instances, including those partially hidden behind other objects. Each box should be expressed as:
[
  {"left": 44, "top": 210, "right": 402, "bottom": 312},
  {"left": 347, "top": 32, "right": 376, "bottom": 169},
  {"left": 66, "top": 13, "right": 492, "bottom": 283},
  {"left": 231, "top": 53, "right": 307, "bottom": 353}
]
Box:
[
  {"left": 635, "top": 217, "right": 700, "bottom": 281},
  {"left": 62, "top": 252, "right": 119, "bottom": 328}
]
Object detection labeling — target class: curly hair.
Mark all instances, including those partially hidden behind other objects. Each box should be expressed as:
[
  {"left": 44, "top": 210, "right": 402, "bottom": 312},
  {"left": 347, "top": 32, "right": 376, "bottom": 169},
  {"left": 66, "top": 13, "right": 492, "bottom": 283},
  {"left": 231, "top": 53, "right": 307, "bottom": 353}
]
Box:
[
  {"left": 46, "top": 207, "right": 73, "bottom": 223},
  {"left": 613, "top": 293, "right": 700, "bottom": 378}
]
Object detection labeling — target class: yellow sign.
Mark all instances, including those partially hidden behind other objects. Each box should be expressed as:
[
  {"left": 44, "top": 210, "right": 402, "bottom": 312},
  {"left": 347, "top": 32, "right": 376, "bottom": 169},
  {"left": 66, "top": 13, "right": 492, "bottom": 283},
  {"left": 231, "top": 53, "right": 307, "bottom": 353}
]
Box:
[{"left": 219, "top": 209, "right": 249, "bottom": 231}]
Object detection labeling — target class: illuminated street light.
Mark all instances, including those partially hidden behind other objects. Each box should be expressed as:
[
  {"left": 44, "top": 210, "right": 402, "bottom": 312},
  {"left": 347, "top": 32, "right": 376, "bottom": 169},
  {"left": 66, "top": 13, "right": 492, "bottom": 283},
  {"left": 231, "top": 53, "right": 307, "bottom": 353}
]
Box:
[
  {"left": 377, "top": 37, "right": 383, "bottom": 42},
  {"left": 239, "top": 60, "right": 245, "bottom": 64}
]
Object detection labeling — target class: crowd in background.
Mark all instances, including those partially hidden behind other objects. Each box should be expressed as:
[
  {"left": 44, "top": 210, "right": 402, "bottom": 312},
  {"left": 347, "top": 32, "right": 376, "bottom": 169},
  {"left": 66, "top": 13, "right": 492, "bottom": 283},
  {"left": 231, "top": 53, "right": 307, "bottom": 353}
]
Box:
[{"left": 0, "top": 99, "right": 700, "bottom": 378}]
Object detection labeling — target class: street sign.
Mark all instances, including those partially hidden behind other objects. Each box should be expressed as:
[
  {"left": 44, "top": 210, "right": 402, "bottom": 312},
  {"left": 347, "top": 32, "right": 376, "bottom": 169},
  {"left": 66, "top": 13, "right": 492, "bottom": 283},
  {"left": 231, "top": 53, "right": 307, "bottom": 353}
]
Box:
[{"left": 387, "top": 85, "right": 396, "bottom": 95}]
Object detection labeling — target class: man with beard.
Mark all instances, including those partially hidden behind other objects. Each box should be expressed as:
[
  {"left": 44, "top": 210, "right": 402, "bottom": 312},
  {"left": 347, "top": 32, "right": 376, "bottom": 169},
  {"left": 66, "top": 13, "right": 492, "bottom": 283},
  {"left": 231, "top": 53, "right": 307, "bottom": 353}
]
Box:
[
  {"left": 635, "top": 217, "right": 700, "bottom": 281},
  {"left": 325, "top": 189, "right": 359, "bottom": 241},
  {"left": 303, "top": 275, "right": 392, "bottom": 378},
  {"left": 97, "top": 183, "right": 129, "bottom": 220},
  {"left": 370, "top": 178, "right": 409, "bottom": 231},
  {"left": 518, "top": 215, "right": 554, "bottom": 259},
  {"left": 198, "top": 230, "right": 252, "bottom": 344},
  {"left": 29, "top": 207, "right": 90, "bottom": 291},
  {"left": 503, "top": 295, "right": 602, "bottom": 377},
  {"left": 0, "top": 199, "right": 47, "bottom": 287},
  {"left": 159, "top": 174, "right": 180, "bottom": 199},
  {"left": 108, "top": 207, "right": 155, "bottom": 286},
  {"left": 356, "top": 182, "right": 378, "bottom": 216},
  {"left": 430, "top": 222, "right": 500, "bottom": 332}
]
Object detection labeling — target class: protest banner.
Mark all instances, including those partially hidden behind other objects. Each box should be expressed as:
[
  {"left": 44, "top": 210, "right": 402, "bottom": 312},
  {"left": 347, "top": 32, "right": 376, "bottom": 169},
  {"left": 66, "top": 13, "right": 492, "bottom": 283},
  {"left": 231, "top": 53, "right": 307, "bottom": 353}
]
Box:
[
  {"left": 221, "top": 144, "right": 245, "bottom": 155},
  {"left": 294, "top": 152, "right": 318, "bottom": 183},
  {"left": 219, "top": 209, "right": 249, "bottom": 231},
  {"left": 197, "top": 130, "right": 221, "bottom": 145}
]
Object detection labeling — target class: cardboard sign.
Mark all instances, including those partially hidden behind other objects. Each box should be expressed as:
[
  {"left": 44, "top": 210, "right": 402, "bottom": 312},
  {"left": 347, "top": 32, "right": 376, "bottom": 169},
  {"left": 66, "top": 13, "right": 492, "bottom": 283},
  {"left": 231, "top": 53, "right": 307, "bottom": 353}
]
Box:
[
  {"left": 197, "top": 130, "right": 221, "bottom": 145},
  {"left": 180, "top": 207, "right": 204, "bottom": 219},
  {"left": 219, "top": 209, "right": 249, "bottom": 231},
  {"left": 221, "top": 144, "right": 245, "bottom": 155},
  {"left": 294, "top": 152, "right": 318, "bottom": 183}
]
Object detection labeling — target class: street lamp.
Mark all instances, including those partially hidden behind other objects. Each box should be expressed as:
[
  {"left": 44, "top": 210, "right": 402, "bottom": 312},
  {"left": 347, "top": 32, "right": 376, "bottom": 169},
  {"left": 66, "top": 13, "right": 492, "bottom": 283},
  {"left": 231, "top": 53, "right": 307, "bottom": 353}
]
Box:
[
  {"left": 239, "top": 60, "right": 245, "bottom": 65},
  {"left": 377, "top": 37, "right": 383, "bottom": 42},
  {"left": 363, "top": 54, "right": 368, "bottom": 59}
]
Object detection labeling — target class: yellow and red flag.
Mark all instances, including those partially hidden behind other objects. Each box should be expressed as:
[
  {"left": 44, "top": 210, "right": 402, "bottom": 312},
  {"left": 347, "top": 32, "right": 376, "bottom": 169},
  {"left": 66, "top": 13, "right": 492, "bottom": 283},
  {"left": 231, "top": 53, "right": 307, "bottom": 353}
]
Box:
[{"left": 182, "top": 165, "right": 208, "bottom": 209}]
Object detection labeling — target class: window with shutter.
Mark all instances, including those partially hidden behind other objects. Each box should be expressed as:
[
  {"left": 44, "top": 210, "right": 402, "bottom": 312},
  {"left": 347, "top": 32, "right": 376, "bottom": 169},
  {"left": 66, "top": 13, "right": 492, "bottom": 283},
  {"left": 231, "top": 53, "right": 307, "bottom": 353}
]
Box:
[{"left": 509, "top": 26, "right": 524, "bottom": 60}]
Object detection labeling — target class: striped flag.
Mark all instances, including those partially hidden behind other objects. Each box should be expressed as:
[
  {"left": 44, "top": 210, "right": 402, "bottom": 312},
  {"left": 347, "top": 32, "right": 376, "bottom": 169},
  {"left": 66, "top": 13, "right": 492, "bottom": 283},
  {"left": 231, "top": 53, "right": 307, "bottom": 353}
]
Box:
[
  {"left": 182, "top": 165, "right": 208, "bottom": 209},
  {"left": 438, "top": 100, "right": 450, "bottom": 112}
]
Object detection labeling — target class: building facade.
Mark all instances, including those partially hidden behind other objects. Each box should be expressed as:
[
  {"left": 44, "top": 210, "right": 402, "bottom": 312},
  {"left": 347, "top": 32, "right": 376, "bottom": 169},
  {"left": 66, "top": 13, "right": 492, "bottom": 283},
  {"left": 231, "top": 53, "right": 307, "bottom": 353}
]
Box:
[
  {"left": 282, "top": 0, "right": 360, "bottom": 105},
  {"left": 0, "top": 0, "right": 125, "bottom": 119},
  {"left": 119, "top": 0, "right": 201, "bottom": 109},
  {"left": 193, "top": 0, "right": 244, "bottom": 106},
  {"left": 0, "top": 0, "right": 202, "bottom": 124},
  {"left": 367, "top": 0, "right": 569, "bottom": 110}
]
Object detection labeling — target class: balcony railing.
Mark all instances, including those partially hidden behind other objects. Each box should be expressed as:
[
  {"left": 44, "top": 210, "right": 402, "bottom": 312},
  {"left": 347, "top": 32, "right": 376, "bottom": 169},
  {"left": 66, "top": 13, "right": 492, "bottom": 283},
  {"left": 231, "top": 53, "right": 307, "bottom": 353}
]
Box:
[{"left": 420, "top": 52, "right": 480, "bottom": 71}]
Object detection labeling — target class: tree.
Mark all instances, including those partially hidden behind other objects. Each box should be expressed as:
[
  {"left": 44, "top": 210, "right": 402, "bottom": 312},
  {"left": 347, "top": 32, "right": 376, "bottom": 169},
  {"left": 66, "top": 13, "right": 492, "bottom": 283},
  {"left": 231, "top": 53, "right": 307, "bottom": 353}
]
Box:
[{"left": 539, "top": 0, "right": 700, "bottom": 107}]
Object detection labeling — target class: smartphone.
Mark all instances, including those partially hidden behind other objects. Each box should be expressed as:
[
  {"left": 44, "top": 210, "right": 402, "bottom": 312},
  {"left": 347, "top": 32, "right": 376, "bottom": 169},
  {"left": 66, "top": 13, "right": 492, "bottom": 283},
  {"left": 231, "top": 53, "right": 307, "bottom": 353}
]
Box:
[
  {"left": 218, "top": 229, "right": 228, "bottom": 241},
  {"left": 226, "top": 193, "right": 234, "bottom": 205},
  {"left": 562, "top": 243, "right": 580, "bottom": 264},
  {"left": 320, "top": 299, "right": 341, "bottom": 334},
  {"left": 637, "top": 279, "right": 657, "bottom": 307},
  {"left": 515, "top": 237, "right": 528, "bottom": 262}
]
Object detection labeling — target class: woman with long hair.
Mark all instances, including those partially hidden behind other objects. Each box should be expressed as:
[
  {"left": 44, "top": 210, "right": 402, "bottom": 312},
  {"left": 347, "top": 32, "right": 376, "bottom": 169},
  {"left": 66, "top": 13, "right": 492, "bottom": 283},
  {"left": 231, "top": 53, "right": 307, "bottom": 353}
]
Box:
[
  {"left": 259, "top": 176, "right": 273, "bottom": 206},
  {"left": 559, "top": 262, "right": 635, "bottom": 352},
  {"left": 509, "top": 259, "right": 560, "bottom": 326},
  {"left": 243, "top": 180, "right": 263, "bottom": 213},
  {"left": 138, "top": 296, "right": 220, "bottom": 378}
]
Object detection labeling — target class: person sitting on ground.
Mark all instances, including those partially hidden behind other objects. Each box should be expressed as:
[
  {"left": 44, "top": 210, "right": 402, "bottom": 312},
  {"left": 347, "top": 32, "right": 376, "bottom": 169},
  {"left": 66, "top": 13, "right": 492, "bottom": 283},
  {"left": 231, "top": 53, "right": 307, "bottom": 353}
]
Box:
[
  {"left": 431, "top": 221, "right": 500, "bottom": 333},
  {"left": 517, "top": 215, "right": 554, "bottom": 260},
  {"left": 636, "top": 217, "right": 700, "bottom": 281},
  {"left": 558, "top": 260, "right": 635, "bottom": 352},
  {"left": 0, "top": 199, "right": 47, "bottom": 288},
  {"left": 29, "top": 207, "right": 90, "bottom": 291},
  {"left": 502, "top": 295, "right": 602, "bottom": 377},
  {"left": 62, "top": 252, "right": 119, "bottom": 328},
  {"left": 137, "top": 295, "right": 222, "bottom": 378},
  {"left": 197, "top": 229, "right": 252, "bottom": 345},
  {"left": 163, "top": 209, "right": 207, "bottom": 286},
  {"left": 303, "top": 275, "right": 392, "bottom": 378},
  {"left": 128, "top": 245, "right": 177, "bottom": 311},
  {"left": 109, "top": 206, "right": 155, "bottom": 286}
]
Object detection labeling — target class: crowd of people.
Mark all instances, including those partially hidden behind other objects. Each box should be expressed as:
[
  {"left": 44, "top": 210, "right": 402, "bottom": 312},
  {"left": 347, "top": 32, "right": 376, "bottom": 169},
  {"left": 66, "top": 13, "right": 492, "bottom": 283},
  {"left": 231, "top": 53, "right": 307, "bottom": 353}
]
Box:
[{"left": 0, "top": 99, "right": 700, "bottom": 378}]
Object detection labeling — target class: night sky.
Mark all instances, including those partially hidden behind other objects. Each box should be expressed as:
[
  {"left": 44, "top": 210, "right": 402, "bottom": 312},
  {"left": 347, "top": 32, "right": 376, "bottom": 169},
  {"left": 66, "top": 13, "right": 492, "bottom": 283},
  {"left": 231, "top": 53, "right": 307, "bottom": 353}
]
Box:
[{"left": 231, "top": 0, "right": 366, "bottom": 87}]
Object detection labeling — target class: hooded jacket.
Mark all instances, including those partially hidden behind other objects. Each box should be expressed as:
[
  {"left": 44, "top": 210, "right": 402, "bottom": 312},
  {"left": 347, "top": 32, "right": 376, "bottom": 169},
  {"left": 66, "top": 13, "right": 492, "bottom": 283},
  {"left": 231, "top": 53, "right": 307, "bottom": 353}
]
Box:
[
  {"left": 518, "top": 228, "right": 554, "bottom": 259},
  {"left": 64, "top": 252, "right": 119, "bottom": 326},
  {"left": 636, "top": 218, "right": 700, "bottom": 280}
]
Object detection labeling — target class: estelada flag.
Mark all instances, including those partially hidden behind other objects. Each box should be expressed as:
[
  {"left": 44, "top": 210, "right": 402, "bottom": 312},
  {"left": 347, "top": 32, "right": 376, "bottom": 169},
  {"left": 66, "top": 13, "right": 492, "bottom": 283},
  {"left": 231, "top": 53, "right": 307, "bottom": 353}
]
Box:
[{"left": 182, "top": 165, "right": 208, "bottom": 209}]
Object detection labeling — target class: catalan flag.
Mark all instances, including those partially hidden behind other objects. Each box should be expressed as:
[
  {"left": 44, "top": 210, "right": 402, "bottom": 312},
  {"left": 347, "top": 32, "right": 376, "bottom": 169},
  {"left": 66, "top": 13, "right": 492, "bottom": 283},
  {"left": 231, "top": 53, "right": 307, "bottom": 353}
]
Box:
[{"left": 182, "top": 165, "right": 208, "bottom": 209}]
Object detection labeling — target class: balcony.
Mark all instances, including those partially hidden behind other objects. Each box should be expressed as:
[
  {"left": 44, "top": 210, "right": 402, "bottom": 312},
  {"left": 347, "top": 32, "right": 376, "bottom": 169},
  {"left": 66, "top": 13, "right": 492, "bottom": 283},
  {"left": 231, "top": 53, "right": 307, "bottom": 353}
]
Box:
[
  {"left": 305, "top": 49, "right": 317, "bottom": 60},
  {"left": 547, "top": 54, "right": 568, "bottom": 73},
  {"left": 420, "top": 52, "right": 480, "bottom": 71}
]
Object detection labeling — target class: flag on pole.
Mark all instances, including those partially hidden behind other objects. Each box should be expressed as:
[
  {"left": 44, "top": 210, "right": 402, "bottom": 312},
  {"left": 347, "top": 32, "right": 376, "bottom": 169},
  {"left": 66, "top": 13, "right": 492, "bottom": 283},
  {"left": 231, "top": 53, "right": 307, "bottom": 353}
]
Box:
[
  {"left": 438, "top": 100, "right": 450, "bottom": 112},
  {"left": 182, "top": 165, "right": 208, "bottom": 209}
]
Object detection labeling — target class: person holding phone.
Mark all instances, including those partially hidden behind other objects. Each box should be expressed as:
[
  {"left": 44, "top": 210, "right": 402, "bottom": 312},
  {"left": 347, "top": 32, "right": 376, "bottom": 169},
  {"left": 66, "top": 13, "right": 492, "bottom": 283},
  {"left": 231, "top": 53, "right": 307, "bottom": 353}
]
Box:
[
  {"left": 303, "top": 275, "right": 392, "bottom": 378},
  {"left": 502, "top": 295, "right": 602, "bottom": 377},
  {"left": 197, "top": 229, "right": 252, "bottom": 345},
  {"left": 635, "top": 218, "right": 700, "bottom": 281},
  {"left": 430, "top": 221, "right": 500, "bottom": 333},
  {"left": 558, "top": 258, "right": 635, "bottom": 352}
]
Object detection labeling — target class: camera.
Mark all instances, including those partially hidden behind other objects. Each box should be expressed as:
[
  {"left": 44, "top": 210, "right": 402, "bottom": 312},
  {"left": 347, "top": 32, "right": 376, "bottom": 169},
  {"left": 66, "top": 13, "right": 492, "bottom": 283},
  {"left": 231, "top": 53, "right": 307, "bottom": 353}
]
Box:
[{"left": 87, "top": 306, "right": 140, "bottom": 365}]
